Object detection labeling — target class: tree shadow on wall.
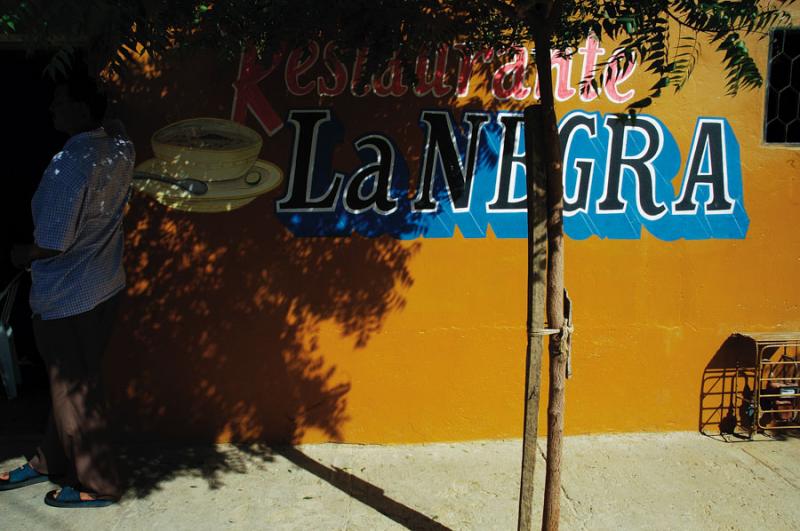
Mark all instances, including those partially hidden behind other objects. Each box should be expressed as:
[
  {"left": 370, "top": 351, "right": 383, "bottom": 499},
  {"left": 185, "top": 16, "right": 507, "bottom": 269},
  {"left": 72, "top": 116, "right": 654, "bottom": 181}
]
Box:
[
  {"left": 99, "top": 44, "right": 523, "bottom": 500},
  {"left": 106, "top": 194, "right": 419, "bottom": 496}
]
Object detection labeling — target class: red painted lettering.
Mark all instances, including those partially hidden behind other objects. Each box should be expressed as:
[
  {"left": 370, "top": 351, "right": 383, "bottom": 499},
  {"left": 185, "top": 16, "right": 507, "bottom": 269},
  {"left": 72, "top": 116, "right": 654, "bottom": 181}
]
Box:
[
  {"left": 351, "top": 48, "right": 372, "bottom": 97},
  {"left": 552, "top": 49, "right": 576, "bottom": 101},
  {"left": 603, "top": 48, "right": 637, "bottom": 104},
  {"left": 492, "top": 47, "right": 532, "bottom": 101},
  {"left": 454, "top": 45, "right": 493, "bottom": 98},
  {"left": 231, "top": 48, "right": 285, "bottom": 136},
  {"left": 285, "top": 41, "right": 320, "bottom": 96},
  {"left": 414, "top": 44, "right": 453, "bottom": 98},
  {"left": 578, "top": 36, "right": 605, "bottom": 102},
  {"left": 533, "top": 49, "right": 576, "bottom": 101},
  {"left": 372, "top": 54, "right": 408, "bottom": 97},
  {"left": 317, "top": 41, "right": 348, "bottom": 97}
]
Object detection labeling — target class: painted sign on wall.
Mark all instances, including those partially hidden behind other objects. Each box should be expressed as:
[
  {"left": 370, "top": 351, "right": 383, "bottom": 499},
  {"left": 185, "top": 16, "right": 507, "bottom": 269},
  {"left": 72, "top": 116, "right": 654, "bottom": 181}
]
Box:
[
  {"left": 232, "top": 39, "right": 749, "bottom": 240},
  {"left": 112, "top": 26, "right": 800, "bottom": 446}
]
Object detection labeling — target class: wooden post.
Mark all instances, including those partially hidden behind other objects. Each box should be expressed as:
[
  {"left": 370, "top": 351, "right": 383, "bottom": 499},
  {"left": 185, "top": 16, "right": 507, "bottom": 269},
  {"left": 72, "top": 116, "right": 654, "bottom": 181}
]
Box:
[
  {"left": 517, "top": 105, "right": 548, "bottom": 531},
  {"left": 542, "top": 304, "right": 567, "bottom": 531},
  {"left": 528, "top": 23, "right": 567, "bottom": 531}
]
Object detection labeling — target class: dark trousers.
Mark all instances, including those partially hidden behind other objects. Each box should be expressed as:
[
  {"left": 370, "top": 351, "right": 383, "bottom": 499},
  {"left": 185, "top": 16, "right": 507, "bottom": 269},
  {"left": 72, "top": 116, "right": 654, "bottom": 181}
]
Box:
[{"left": 28, "top": 292, "right": 122, "bottom": 498}]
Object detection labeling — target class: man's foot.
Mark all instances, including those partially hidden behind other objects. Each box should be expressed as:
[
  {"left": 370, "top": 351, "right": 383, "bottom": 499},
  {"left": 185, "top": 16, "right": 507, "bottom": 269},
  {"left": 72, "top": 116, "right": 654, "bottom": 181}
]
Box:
[
  {"left": 44, "top": 486, "right": 117, "bottom": 508},
  {"left": 0, "top": 463, "right": 50, "bottom": 491}
]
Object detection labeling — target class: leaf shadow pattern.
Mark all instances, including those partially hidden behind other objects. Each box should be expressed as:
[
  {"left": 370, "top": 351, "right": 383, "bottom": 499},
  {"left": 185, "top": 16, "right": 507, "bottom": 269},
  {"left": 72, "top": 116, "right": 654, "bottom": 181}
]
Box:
[
  {"left": 120, "top": 443, "right": 274, "bottom": 498},
  {"left": 90, "top": 43, "right": 513, "bottom": 497},
  {"left": 104, "top": 194, "right": 419, "bottom": 496}
]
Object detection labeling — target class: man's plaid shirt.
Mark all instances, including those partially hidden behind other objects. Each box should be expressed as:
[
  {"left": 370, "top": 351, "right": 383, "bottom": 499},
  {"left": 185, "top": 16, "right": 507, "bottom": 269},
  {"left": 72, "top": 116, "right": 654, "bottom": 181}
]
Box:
[{"left": 30, "top": 128, "right": 135, "bottom": 320}]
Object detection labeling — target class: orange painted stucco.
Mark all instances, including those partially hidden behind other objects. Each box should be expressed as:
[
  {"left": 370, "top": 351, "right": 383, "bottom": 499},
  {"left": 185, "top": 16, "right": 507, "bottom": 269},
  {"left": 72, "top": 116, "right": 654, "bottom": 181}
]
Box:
[{"left": 106, "top": 22, "right": 800, "bottom": 444}]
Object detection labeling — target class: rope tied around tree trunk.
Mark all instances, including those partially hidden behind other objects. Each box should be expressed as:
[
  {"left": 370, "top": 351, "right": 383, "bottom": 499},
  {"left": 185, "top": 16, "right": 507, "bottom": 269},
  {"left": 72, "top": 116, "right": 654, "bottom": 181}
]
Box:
[
  {"left": 527, "top": 328, "right": 560, "bottom": 337},
  {"left": 526, "top": 289, "right": 574, "bottom": 379}
]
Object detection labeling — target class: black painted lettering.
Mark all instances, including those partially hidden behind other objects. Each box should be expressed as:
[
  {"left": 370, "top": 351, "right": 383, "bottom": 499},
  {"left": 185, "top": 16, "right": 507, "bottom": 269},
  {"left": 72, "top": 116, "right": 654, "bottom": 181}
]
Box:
[
  {"left": 276, "top": 110, "right": 344, "bottom": 212},
  {"left": 487, "top": 114, "right": 526, "bottom": 211},
  {"left": 413, "top": 111, "right": 490, "bottom": 211},
  {"left": 674, "top": 120, "right": 734, "bottom": 213},
  {"left": 599, "top": 115, "right": 667, "bottom": 219},
  {"left": 559, "top": 113, "right": 597, "bottom": 214},
  {"left": 343, "top": 135, "right": 398, "bottom": 214}
]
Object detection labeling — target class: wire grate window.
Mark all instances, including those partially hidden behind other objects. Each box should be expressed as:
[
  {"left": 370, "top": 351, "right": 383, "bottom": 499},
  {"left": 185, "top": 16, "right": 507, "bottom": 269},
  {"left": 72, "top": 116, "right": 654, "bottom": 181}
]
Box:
[{"left": 765, "top": 29, "right": 800, "bottom": 144}]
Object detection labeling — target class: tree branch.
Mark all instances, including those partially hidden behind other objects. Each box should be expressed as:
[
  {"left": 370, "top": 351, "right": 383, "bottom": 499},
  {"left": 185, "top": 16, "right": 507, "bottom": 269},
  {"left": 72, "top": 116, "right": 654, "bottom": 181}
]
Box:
[
  {"left": 666, "top": 9, "right": 706, "bottom": 33},
  {"left": 666, "top": 8, "right": 774, "bottom": 36}
]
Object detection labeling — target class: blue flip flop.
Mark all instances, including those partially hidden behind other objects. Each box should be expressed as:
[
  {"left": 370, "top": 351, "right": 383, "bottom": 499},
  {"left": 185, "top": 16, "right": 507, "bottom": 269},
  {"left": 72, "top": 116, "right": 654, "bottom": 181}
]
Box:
[
  {"left": 44, "top": 486, "right": 117, "bottom": 508},
  {"left": 0, "top": 463, "right": 49, "bottom": 491}
]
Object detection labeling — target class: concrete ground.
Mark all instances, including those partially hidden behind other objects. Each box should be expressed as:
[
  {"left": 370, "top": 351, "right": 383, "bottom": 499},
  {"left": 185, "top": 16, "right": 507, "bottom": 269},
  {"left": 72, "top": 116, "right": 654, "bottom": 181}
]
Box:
[{"left": 1, "top": 432, "right": 799, "bottom": 530}]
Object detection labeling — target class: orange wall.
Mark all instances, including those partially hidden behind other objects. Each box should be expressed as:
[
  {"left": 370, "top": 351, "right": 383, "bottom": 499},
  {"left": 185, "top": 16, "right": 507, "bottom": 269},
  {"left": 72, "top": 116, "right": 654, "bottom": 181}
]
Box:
[{"left": 106, "top": 27, "right": 800, "bottom": 444}]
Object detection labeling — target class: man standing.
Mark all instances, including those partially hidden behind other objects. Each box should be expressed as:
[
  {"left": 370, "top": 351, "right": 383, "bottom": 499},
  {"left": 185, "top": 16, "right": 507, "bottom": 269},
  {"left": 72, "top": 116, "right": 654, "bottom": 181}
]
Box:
[{"left": 0, "top": 72, "right": 134, "bottom": 508}]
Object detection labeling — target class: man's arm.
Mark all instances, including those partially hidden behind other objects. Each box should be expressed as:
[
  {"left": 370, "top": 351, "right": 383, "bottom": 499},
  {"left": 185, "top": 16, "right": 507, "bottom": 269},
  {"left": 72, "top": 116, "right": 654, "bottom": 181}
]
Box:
[{"left": 10, "top": 243, "right": 61, "bottom": 269}]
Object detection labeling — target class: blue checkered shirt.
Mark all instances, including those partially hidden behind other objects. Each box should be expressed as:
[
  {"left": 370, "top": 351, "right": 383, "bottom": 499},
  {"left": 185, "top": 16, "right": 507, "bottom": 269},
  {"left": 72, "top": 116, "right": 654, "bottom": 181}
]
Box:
[{"left": 30, "top": 128, "right": 135, "bottom": 320}]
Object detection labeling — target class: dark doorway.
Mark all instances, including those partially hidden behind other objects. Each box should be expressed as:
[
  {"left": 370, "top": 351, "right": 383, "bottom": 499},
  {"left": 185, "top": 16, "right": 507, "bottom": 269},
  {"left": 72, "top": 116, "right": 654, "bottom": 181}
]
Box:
[{"left": 0, "top": 49, "right": 66, "bottom": 435}]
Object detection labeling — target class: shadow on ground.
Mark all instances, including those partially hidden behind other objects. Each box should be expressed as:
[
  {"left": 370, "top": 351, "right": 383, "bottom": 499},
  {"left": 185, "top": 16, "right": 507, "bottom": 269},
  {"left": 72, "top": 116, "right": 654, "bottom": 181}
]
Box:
[
  {"left": 118, "top": 443, "right": 450, "bottom": 530},
  {"left": 275, "top": 446, "right": 451, "bottom": 530}
]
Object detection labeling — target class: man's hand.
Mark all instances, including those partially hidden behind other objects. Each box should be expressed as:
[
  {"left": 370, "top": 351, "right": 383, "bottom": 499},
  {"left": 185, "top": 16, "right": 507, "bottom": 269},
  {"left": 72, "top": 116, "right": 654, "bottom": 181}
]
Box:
[{"left": 11, "top": 244, "right": 61, "bottom": 269}]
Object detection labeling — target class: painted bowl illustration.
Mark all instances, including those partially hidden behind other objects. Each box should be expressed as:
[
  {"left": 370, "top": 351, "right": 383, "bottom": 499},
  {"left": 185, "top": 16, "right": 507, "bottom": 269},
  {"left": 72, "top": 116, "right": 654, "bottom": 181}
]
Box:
[
  {"left": 133, "top": 118, "right": 283, "bottom": 213},
  {"left": 151, "top": 117, "right": 263, "bottom": 182}
]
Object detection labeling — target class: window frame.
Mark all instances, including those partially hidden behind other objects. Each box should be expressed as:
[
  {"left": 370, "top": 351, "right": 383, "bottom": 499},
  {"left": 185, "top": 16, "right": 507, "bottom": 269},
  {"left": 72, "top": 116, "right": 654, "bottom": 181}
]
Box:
[{"left": 763, "top": 27, "right": 800, "bottom": 146}]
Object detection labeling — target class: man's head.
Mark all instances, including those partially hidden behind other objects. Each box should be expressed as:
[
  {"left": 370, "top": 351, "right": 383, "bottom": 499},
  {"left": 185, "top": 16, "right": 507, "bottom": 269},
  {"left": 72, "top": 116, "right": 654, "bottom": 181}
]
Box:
[{"left": 50, "top": 74, "right": 107, "bottom": 135}]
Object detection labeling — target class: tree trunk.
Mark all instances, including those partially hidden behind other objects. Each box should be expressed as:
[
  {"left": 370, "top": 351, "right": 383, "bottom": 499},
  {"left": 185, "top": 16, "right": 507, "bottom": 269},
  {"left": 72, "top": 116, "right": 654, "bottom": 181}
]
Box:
[
  {"left": 532, "top": 27, "right": 567, "bottom": 531},
  {"left": 516, "top": 105, "right": 548, "bottom": 531}
]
